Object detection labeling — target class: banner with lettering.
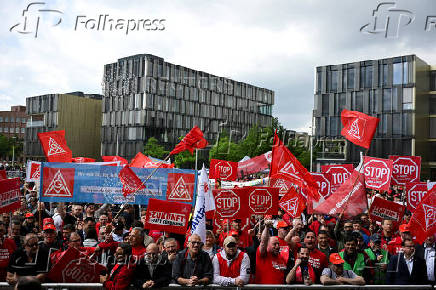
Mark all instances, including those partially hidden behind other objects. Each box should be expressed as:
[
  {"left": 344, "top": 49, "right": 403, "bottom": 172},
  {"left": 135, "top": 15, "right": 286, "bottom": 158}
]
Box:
[
  {"left": 237, "top": 151, "right": 272, "bottom": 178},
  {"left": 144, "top": 199, "right": 191, "bottom": 235},
  {"left": 369, "top": 196, "right": 405, "bottom": 225},
  {"left": 38, "top": 162, "right": 197, "bottom": 205},
  {"left": 0, "top": 178, "right": 20, "bottom": 214}
]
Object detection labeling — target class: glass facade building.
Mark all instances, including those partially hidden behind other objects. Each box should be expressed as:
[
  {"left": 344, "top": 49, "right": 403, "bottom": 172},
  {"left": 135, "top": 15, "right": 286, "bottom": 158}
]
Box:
[
  {"left": 101, "top": 54, "right": 274, "bottom": 160},
  {"left": 313, "top": 55, "right": 436, "bottom": 179}
]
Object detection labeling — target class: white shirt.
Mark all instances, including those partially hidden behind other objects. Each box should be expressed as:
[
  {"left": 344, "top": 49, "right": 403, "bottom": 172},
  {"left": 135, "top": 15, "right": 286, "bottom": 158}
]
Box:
[
  {"left": 404, "top": 255, "right": 414, "bottom": 275},
  {"left": 425, "top": 244, "right": 435, "bottom": 281},
  {"left": 212, "top": 250, "right": 250, "bottom": 286}
]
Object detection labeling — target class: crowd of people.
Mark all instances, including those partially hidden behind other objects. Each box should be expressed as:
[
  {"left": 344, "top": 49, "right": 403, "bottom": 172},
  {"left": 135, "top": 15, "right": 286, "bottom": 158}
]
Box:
[{"left": 0, "top": 174, "right": 433, "bottom": 289}]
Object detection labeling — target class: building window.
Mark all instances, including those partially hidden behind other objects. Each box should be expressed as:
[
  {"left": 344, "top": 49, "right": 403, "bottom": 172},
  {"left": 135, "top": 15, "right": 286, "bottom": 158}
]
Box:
[
  {"left": 393, "top": 62, "right": 402, "bottom": 85},
  {"left": 431, "top": 71, "right": 436, "bottom": 91},
  {"left": 353, "top": 91, "right": 363, "bottom": 112},
  {"left": 0, "top": 117, "right": 2, "bottom": 122},
  {"left": 4, "top": 117, "right": 8, "bottom": 122},
  {"left": 328, "top": 70, "right": 338, "bottom": 92},
  {"left": 347, "top": 68, "right": 354, "bottom": 89},
  {"left": 322, "top": 94, "right": 329, "bottom": 116},
  {"left": 403, "top": 61, "right": 409, "bottom": 84},
  {"left": 393, "top": 113, "right": 401, "bottom": 135},
  {"left": 403, "top": 88, "right": 413, "bottom": 110},
  {"left": 316, "top": 71, "right": 322, "bottom": 93},
  {"left": 430, "top": 96, "right": 436, "bottom": 114},
  {"left": 0, "top": 128, "right": 2, "bottom": 133},
  {"left": 360, "top": 66, "right": 372, "bottom": 89},
  {"left": 15, "top": 128, "right": 19, "bottom": 133},
  {"left": 402, "top": 112, "right": 412, "bottom": 136},
  {"left": 383, "top": 88, "right": 391, "bottom": 112},
  {"left": 430, "top": 118, "right": 436, "bottom": 138}
]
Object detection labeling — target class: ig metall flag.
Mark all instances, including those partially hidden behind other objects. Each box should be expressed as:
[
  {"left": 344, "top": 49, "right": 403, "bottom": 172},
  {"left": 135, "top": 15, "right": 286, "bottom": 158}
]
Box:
[{"left": 191, "top": 164, "right": 210, "bottom": 242}]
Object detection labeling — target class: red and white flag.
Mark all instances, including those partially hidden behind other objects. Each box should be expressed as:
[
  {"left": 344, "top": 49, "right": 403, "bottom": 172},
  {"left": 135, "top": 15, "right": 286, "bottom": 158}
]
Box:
[
  {"left": 209, "top": 159, "right": 238, "bottom": 181},
  {"left": 408, "top": 186, "right": 436, "bottom": 243},
  {"left": 170, "top": 126, "right": 208, "bottom": 155},
  {"left": 341, "top": 109, "right": 379, "bottom": 149},
  {"left": 314, "top": 165, "right": 367, "bottom": 219},
  {"left": 72, "top": 157, "right": 96, "bottom": 163},
  {"left": 363, "top": 157, "right": 393, "bottom": 192},
  {"left": 130, "top": 152, "right": 174, "bottom": 168},
  {"left": 279, "top": 187, "right": 306, "bottom": 218},
  {"left": 270, "top": 132, "right": 320, "bottom": 202},
  {"left": 102, "top": 156, "right": 128, "bottom": 165},
  {"left": 118, "top": 165, "right": 145, "bottom": 197},
  {"left": 26, "top": 161, "right": 41, "bottom": 182},
  {"left": 37, "top": 130, "right": 72, "bottom": 162}
]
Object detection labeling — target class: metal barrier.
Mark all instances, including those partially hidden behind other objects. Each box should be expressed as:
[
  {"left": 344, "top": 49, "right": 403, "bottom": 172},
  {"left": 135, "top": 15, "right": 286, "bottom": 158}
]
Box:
[{"left": 0, "top": 282, "right": 432, "bottom": 290}]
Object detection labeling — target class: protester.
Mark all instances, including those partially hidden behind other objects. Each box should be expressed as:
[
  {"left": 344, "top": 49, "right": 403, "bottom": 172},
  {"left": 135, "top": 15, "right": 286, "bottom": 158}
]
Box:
[
  {"left": 415, "top": 234, "right": 436, "bottom": 284},
  {"left": 162, "top": 238, "right": 179, "bottom": 264},
  {"left": 101, "top": 242, "right": 135, "bottom": 290},
  {"left": 286, "top": 245, "right": 316, "bottom": 285},
  {"left": 364, "top": 233, "right": 388, "bottom": 284},
  {"left": 320, "top": 253, "right": 365, "bottom": 285}
]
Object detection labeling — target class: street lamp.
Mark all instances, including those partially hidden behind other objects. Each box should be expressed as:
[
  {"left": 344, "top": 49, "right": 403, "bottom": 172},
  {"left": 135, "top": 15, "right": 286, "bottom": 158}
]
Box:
[{"left": 11, "top": 136, "right": 16, "bottom": 166}]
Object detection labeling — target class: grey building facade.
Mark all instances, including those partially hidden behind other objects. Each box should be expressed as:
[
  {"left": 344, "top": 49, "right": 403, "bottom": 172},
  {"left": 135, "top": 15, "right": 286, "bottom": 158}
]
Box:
[
  {"left": 101, "top": 54, "right": 274, "bottom": 160},
  {"left": 313, "top": 54, "right": 436, "bottom": 179}
]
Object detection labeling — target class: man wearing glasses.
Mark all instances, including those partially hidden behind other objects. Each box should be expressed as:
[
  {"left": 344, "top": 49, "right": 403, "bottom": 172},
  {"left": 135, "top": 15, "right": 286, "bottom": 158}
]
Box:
[
  {"left": 212, "top": 236, "right": 250, "bottom": 286},
  {"left": 172, "top": 234, "right": 213, "bottom": 286},
  {"left": 6, "top": 234, "right": 49, "bottom": 285}
]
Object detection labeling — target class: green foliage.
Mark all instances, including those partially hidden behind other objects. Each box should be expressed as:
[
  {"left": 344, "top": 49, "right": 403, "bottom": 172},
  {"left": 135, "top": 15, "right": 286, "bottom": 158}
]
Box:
[
  {"left": 143, "top": 137, "right": 169, "bottom": 159},
  {"left": 173, "top": 150, "right": 196, "bottom": 169},
  {"left": 0, "top": 134, "right": 22, "bottom": 159},
  {"left": 208, "top": 131, "right": 243, "bottom": 162}
]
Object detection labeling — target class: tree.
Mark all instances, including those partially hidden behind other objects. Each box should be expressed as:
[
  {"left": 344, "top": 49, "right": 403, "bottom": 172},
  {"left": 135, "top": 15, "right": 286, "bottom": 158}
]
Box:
[
  {"left": 143, "top": 137, "right": 169, "bottom": 159},
  {"left": 209, "top": 131, "right": 242, "bottom": 162}
]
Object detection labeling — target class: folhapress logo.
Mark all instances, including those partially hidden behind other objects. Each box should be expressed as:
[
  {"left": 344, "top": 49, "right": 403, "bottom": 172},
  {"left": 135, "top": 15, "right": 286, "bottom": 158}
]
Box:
[
  {"left": 9, "top": 2, "right": 63, "bottom": 38},
  {"left": 360, "top": 2, "right": 414, "bottom": 38},
  {"left": 10, "top": 2, "right": 166, "bottom": 38}
]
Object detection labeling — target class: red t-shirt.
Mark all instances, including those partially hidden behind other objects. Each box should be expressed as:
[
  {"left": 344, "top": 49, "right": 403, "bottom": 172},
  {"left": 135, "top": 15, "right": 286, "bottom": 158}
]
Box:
[
  {"left": 0, "top": 238, "right": 16, "bottom": 281},
  {"left": 255, "top": 247, "right": 287, "bottom": 284},
  {"left": 132, "top": 245, "right": 146, "bottom": 261},
  {"left": 293, "top": 246, "right": 328, "bottom": 275},
  {"left": 278, "top": 237, "right": 290, "bottom": 262}
]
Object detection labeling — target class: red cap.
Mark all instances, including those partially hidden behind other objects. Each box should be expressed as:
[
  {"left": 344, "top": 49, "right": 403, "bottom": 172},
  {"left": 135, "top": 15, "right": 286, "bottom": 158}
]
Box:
[
  {"left": 399, "top": 224, "right": 410, "bottom": 233},
  {"left": 43, "top": 218, "right": 54, "bottom": 226},
  {"left": 25, "top": 213, "right": 34, "bottom": 218},
  {"left": 329, "top": 253, "right": 345, "bottom": 265},
  {"left": 228, "top": 230, "right": 239, "bottom": 237},
  {"left": 43, "top": 224, "right": 56, "bottom": 232},
  {"left": 277, "top": 220, "right": 289, "bottom": 229}
]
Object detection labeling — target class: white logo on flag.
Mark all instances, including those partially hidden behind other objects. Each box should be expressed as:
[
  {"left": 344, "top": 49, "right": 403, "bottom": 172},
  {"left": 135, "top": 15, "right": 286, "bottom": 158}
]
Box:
[
  {"left": 274, "top": 179, "right": 289, "bottom": 194},
  {"left": 31, "top": 169, "right": 40, "bottom": 180},
  {"left": 423, "top": 204, "right": 436, "bottom": 230},
  {"left": 44, "top": 170, "right": 72, "bottom": 197},
  {"left": 281, "top": 197, "right": 299, "bottom": 216},
  {"left": 348, "top": 118, "right": 366, "bottom": 140},
  {"left": 168, "top": 177, "right": 191, "bottom": 201},
  {"left": 47, "top": 137, "right": 66, "bottom": 156}
]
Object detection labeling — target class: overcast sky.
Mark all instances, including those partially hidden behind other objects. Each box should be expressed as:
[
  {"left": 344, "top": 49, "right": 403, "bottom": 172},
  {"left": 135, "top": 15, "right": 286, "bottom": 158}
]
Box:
[{"left": 1, "top": 0, "right": 436, "bottom": 132}]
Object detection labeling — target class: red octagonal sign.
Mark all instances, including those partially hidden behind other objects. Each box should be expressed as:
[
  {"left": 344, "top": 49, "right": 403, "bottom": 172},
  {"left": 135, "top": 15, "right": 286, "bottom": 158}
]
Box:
[
  {"left": 249, "top": 188, "right": 273, "bottom": 214},
  {"left": 215, "top": 189, "right": 240, "bottom": 218},
  {"left": 310, "top": 172, "right": 331, "bottom": 198},
  {"left": 216, "top": 161, "right": 234, "bottom": 180},
  {"left": 389, "top": 156, "right": 421, "bottom": 186},
  {"left": 363, "top": 157, "right": 392, "bottom": 191}
]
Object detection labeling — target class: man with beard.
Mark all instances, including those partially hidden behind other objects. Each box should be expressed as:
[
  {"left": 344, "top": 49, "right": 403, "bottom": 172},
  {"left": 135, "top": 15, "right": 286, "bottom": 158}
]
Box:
[
  {"left": 320, "top": 253, "right": 365, "bottom": 285},
  {"left": 364, "top": 234, "right": 388, "bottom": 284},
  {"left": 339, "top": 235, "right": 372, "bottom": 282},
  {"left": 286, "top": 246, "right": 316, "bottom": 285},
  {"left": 381, "top": 219, "right": 397, "bottom": 247},
  {"left": 255, "top": 220, "right": 287, "bottom": 284},
  {"left": 133, "top": 243, "right": 172, "bottom": 288},
  {"left": 212, "top": 236, "right": 250, "bottom": 286},
  {"left": 276, "top": 220, "right": 291, "bottom": 262},
  {"left": 172, "top": 234, "right": 213, "bottom": 286},
  {"left": 101, "top": 243, "right": 135, "bottom": 290},
  {"left": 317, "top": 230, "right": 337, "bottom": 259},
  {"left": 162, "top": 238, "right": 179, "bottom": 264}
]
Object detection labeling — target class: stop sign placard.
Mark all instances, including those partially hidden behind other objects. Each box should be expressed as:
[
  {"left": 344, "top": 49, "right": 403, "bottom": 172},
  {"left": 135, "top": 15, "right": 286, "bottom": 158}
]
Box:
[
  {"left": 248, "top": 188, "right": 278, "bottom": 214},
  {"left": 406, "top": 182, "right": 428, "bottom": 212},
  {"left": 209, "top": 159, "right": 238, "bottom": 181},
  {"left": 363, "top": 157, "right": 393, "bottom": 191},
  {"left": 389, "top": 156, "right": 421, "bottom": 186},
  {"left": 310, "top": 172, "right": 331, "bottom": 198},
  {"left": 214, "top": 189, "right": 241, "bottom": 218},
  {"left": 321, "top": 164, "right": 353, "bottom": 194}
]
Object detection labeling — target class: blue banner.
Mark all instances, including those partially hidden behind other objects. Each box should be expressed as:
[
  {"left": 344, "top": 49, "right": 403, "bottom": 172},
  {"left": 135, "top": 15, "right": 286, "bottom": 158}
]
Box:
[{"left": 39, "top": 162, "right": 197, "bottom": 205}]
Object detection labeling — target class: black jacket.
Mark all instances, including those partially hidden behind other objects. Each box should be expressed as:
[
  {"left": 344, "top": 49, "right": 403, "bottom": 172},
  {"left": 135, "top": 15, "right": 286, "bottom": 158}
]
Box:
[
  {"left": 171, "top": 248, "right": 213, "bottom": 284},
  {"left": 133, "top": 255, "right": 172, "bottom": 288},
  {"left": 386, "top": 253, "right": 428, "bottom": 285},
  {"left": 415, "top": 244, "right": 436, "bottom": 283}
]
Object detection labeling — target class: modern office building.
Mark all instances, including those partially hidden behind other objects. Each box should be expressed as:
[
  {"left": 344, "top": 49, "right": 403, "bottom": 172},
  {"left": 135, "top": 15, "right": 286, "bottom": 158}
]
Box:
[
  {"left": 313, "top": 54, "right": 436, "bottom": 179},
  {"left": 101, "top": 54, "right": 274, "bottom": 160},
  {"left": 25, "top": 92, "right": 102, "bottom": 160}
]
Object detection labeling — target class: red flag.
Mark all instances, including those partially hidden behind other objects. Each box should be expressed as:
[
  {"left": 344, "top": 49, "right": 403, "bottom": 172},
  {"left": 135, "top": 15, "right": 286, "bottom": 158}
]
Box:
[
  {"left": 408, "top": 187, "right": 436, "bottom": 243},
  {"left": 0, "top": 178, "right": 21, "bottom": 214},
  {"left": 130, "top": 152, "right": 174, "bottom": 168},
  {"left": 170, "top": 126, "right": 208, "bottom": 155},
  {"left": 209, "top": 159, "right": 238, "bottom": 181},
  {"left": 314, "top": 169, "right": 367, "bottom": 219},
  {"left": 270, "top": 132, "right": 320, "bottom": 201},
  {"left": 37, "top": 130, "right": 72, "bottom": 162},
  {"left": 0, "top": 170, "right": 6, "bottom": 180},
  {"left": 279, "top": 187, "right": 306, "bottom": 218},
  {"left": 118, "top": 165, "right": 145, "bottom": 197},
  {"left": 102, "top": 156, "right": 128, "bottom": 165},
  {"left": 144, "top": 199, "right": 191, "bottom": 235},
  {"left": 72, "top": 157, "right": 96, "bottom": 163},
  {"left": 341, "top": 109, "right": 379, "bottom": 149}
]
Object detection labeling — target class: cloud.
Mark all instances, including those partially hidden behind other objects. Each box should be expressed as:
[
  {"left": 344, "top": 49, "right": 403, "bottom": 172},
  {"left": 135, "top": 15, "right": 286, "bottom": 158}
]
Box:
[{"left": 1, "top": 0, "right": 436, "bottom": 132}]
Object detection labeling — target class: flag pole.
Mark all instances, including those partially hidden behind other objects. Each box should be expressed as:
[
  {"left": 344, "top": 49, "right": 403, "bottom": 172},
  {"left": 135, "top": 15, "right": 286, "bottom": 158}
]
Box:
[
  {"left": 114, "top": 153, "right": 172, "bottom": 219},
  {"left": 195, "top": 149, "right": 198, "bottom": 172}
]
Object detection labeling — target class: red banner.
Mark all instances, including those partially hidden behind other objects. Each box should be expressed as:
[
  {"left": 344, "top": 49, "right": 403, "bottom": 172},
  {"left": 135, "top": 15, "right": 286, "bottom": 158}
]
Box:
[
  {"left": 118, "top": 165, "right": 145, "bottom": 197},
  {"left": 310, "top": 172, "right": 331, "bottom": 198},
  {"left": 369, "top": 196, "right": 405, "bottom": 224},
  {"left": 237, "top": 151, "right": 271, "bottom": 178},
  {"left": 341, "top": 109, "right": 380, "bottom": 149},
  {"left": 166, "top": 173, "right": 195, "bottom": 202},
  {"left": 321, "top": 164, "right": 353, "bottom": 194},
  {"left": 72, "top": 157, "right": 96, "bottom": 163},
  {"left": 144, "top": 199, "right": 191, "bottom": 235},
  {"left": 37, "top": 130, "right": 72, "bottom": 162},
  {"left": 214, "top": 187, "right": 279, "bottom": 219},
  {"left": 408, "top": 187, "right": 436, "bottom": 243},
  {"left": 209, "top": 159, "right": 238, "bottom": 181},
  {"left": 42, "top": 167, "right": 75, "bottom": 198},
  {"left": 0, "top": 171, "right": 6, "bottom": 180},
  {"left": 389, "top": 155, "right": 421, "bottom": 186},
  {"left": 130, "top": 152, "right": 174, "bottom": 168},
  {"left": 363, "top": 157, "right": 393, "bottom": 191},
  {"left": 48, "top": 247, "right": 106, "bottom": 283},
  {"left": 406, "top": 182, "right": 428, "bottom": 212},
  {"left": 170, "top": 126, "right": 208, "bottom": 155},
  {"left": 102, "top": 156, "right": 128, "bottom": 165},
  {"left": 279, "top": 187, "right": 306, "bottom": 218},
  {"left": 0, "top": 178, "right": 20, "bottom": 214}
]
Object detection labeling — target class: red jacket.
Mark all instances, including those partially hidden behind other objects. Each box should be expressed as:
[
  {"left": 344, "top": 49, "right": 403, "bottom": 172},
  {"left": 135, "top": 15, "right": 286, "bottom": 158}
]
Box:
[
  {"left": 104, "top": 263, "right": 135, "bottom": 290},
  {"left": 217, "top": 251, "right": 244, "bottom": 278}
]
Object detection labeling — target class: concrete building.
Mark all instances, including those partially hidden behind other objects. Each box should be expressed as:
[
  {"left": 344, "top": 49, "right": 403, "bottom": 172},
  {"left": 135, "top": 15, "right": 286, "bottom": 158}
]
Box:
[
  {"left": 25, "top": 92, "right": 102, "bottom": 160},
  {"left": 101, "top": 54, "right": 274, "bottom": 160},
  {"left": 0, "top": 106, "right": 27, "bottom": 139},
  {"left": 313, "top": 54, "right": 436, "bottom": 179}
]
